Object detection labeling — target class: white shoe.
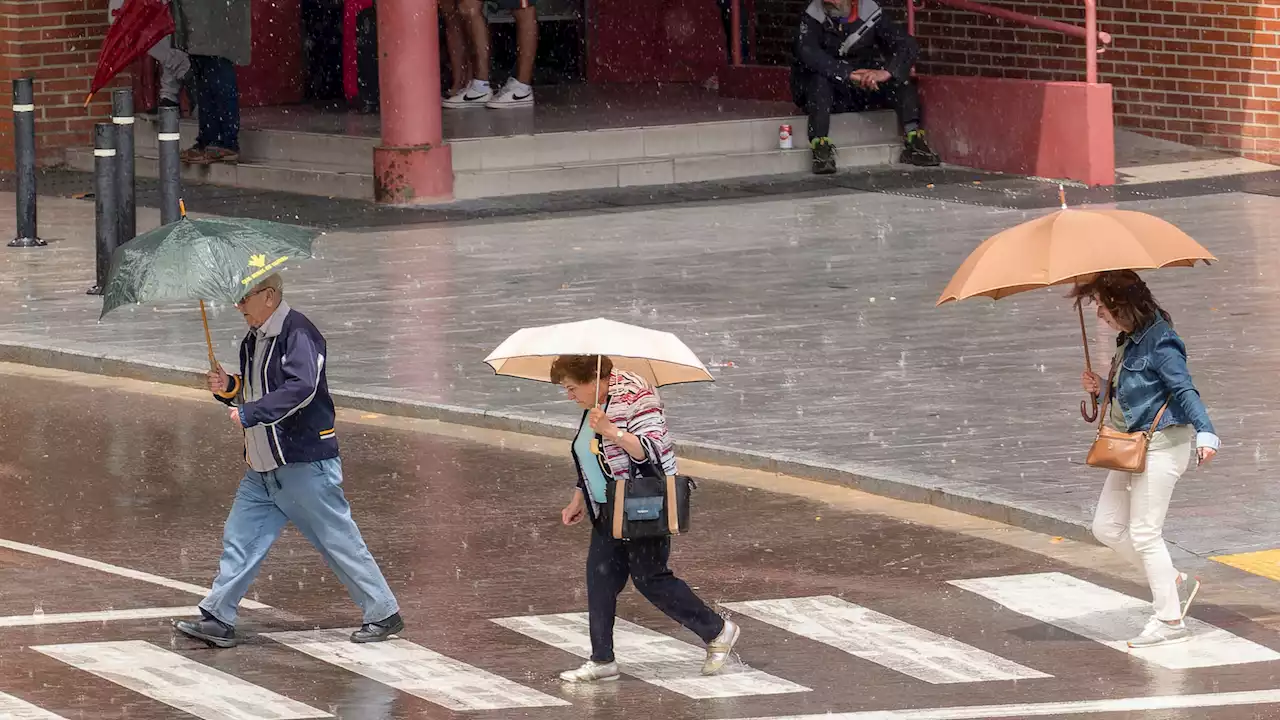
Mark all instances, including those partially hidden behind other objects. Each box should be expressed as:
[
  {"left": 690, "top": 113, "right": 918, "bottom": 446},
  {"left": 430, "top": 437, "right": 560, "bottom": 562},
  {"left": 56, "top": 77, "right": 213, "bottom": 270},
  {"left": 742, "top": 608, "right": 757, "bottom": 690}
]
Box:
[
  {"left": 485, "top": 78, "right": 534, "bottom": 109},
  {"left": 702, "top": 618, "right": 740, "bottom": 675},
  {"left": 558, "top": 660, "right": 620, "bottom": 683},
  {"left": 1176, "top": 573, "right": 1201, "bottom": 619},
  {"left": 443, "top": 80, "right": 492, "bottom": 109},
  {"left": 1127, "top": 616, "right": 1190, "bottom": 648}
]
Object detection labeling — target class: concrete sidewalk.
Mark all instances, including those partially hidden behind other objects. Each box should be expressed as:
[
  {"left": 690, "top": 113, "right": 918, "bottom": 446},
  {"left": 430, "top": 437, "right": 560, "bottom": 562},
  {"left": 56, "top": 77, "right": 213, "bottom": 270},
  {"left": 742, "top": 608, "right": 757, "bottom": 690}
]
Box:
[{"left": 1, "top": 183, "right": 1278, "bottom": 558}]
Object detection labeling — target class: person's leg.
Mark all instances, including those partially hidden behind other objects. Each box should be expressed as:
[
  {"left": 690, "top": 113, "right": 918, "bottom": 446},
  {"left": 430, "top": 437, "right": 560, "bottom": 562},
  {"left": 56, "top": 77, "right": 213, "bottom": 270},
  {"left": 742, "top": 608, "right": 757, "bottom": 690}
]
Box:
[
  {"left": 211, "top": 56, "right": 241, "bottom": 153},
  {"left": 1091, "top": 470, "right": 1142, "bottom": 568},
  {"left": 272, "top": 458, "right": 400, "bottom": 627},
  {"left": 1127, "top": 443, "right": 1192, "bottom": 623},
  {"left": 873, "top": 77, "right": 939, "bottom": 165},
  {"left": 459, "top": 0, "right": 491, "bottom": 83},
  {"left": 198, "top": 471, "right": 290, "bottom": 626},
  {"left": 586, "top": 529, "right": 630, "bottom": 663},
  {"left": 440, "top": 0, "right": 472, "bottom": 95},
  {"left": 188, "top": 55, "right": 215, "bottom": 151},
  {"left": 627, "top": 537, "right": 725, "bottom": 644},
  {"left": 801, "top": 72, "right": 835, "bottom": 143},
  {"left": 512, "top": 5, "right": 538, "bottom": 86},
  {"left": 148, "top": 35, "right": 190, "bottom": 105}
]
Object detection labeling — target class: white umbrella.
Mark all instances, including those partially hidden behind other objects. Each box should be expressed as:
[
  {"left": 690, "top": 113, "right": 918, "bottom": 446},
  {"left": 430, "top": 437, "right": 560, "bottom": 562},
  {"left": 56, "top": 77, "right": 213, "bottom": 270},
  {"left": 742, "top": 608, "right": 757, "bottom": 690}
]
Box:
[{"left": 483, "top": 318, "right": 714, "bottom": 389}]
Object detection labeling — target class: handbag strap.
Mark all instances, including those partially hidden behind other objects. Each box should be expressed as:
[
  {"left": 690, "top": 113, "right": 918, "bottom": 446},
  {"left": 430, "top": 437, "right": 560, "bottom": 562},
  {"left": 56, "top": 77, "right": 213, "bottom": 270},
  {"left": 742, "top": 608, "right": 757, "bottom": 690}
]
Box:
[{"left": 1098, "top": 348, "right": 1171, "bottom": 438}]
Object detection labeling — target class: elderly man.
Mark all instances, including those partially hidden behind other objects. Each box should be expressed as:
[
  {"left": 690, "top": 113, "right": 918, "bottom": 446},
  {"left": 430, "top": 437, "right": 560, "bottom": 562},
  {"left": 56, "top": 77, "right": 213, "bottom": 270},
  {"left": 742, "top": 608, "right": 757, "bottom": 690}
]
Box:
[
  {"left": 174, "top": 274, "right": 404, "bottom": 647},
  {"left": 792, "top": 0, "right": 940, "bottom": 174}
]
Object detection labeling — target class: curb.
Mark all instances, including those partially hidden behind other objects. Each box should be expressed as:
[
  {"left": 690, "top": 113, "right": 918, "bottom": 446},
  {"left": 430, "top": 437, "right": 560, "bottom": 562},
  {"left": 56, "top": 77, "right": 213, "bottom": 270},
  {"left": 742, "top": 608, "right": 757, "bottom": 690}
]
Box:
[{"left": 0, "top": 341, "right": 1095, "bottom": 544}]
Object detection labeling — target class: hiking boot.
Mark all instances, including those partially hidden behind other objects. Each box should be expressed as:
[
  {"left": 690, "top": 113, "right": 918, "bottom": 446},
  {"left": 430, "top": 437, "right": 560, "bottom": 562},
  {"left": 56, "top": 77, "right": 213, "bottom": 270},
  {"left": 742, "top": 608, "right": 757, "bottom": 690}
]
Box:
[
  {"left": 702, "top": 618, "right": 741, "bottom": 675},
  {"left": 811, "top": 138, "right": 837, "bottom": 175},
  {"left": 901, "top": 130, "right": 940, "bottom": 166},
  {"left": 559, "top": 660, "right": 620, "bottom": 683},
  {"left": 350, "top": 612, "right": 404, "bottom": 643}
]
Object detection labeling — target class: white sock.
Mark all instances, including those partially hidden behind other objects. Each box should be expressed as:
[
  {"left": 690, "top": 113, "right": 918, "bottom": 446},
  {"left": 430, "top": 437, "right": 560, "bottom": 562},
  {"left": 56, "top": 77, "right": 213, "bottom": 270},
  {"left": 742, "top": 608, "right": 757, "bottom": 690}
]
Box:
[
  {"left": 470, "top": 79, "right": 491, "bottom": 92},
  {"left": 509, "top": 79, "right": 531, "bottom": 93}
]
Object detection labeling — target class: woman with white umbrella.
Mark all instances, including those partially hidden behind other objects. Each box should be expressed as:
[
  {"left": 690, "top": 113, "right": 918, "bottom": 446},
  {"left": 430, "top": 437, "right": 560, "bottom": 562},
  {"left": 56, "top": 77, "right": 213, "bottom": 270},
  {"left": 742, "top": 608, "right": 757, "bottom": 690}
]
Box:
[{"left": 551, "top": 353, "right": 740, "bottom": 683}]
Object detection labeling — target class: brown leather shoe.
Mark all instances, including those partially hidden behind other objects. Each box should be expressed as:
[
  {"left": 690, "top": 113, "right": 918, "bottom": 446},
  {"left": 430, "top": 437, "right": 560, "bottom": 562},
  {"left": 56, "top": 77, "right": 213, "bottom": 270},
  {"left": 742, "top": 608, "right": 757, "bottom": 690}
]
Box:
[
  {"left": 189, "top": 146, "right": 239, "bottom": 166},
  {"left": 179, "top": 145, "right": 207, "bottom": 163}
]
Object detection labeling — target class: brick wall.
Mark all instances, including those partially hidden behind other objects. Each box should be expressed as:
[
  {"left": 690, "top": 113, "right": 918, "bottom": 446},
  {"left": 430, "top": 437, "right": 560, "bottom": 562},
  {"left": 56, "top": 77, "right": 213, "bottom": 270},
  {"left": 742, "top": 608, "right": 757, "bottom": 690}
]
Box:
[
  {"left": 0, "top": 0, "right": 117, "bottom": 171},
  {"left": 912, "top": 0, "right": 1280, "bottom": 164}
]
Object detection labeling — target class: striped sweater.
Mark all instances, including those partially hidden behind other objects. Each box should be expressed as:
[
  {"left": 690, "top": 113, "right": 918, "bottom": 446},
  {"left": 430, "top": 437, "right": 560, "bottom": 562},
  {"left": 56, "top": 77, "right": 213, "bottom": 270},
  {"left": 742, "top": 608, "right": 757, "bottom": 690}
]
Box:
[{"left": 575, "top": 370, "right": 678, "bottom": 518}]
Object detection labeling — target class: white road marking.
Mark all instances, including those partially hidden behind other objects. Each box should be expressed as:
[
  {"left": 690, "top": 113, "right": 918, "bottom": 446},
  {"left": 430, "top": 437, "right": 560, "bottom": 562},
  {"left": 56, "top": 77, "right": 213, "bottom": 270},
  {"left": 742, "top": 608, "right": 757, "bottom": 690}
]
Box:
[
  {"left": 0, "top": 606, "right": 199, "bottom": 628},
  {"left": 492, "top": 612, "right": 809, "bottom": 699},
  {"left": 951, "top": 572, "right": 1280, "bottom": 669},
  {"left": 0, "top": 538, "right": 269, "bottom": 610},
  {"left": 265, "top": 628, "right": 569, "bottom": 711},
  {"left": 0, "top": 690, "right": 67, "bottom": 719},
  {"left": 731, "top": 688, "right": 1280, "bottom": 719},
  {"left": 724, "top": 595, "right": 1049, "bottom": 683},
  {"left": 31, "top": 641, "right": 329, "bottom": 720}
]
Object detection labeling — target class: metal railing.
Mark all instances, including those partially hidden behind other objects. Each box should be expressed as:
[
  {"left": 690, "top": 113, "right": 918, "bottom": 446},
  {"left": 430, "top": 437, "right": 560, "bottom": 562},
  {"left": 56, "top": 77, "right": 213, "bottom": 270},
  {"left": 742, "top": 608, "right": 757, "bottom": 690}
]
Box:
[{"left": 908, "top": 0, "right": 1111, "bottom": 83}]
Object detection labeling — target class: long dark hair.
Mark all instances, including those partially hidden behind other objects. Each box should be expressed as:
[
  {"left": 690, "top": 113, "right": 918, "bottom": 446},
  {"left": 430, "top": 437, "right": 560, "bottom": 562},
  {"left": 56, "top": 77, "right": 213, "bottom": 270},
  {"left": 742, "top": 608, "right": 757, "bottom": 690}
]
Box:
[{"left": 1069, "top": 270, "right": 1171, "bottom": 333}]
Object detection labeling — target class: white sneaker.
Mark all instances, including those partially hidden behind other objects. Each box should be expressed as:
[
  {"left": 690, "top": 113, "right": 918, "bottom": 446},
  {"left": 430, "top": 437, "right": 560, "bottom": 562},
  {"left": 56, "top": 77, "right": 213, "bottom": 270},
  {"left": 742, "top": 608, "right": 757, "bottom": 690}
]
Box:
[
  {"left": 558, "top": 660, "right": 620, "bottom": 683},
  {"left": 1127, "top": 616, "right": 1190, "bottom": 648},
  {"left": 1176, "top": 573, "right": 1201, "bottom": 619},
  {"left": 702, "top": 618, "right": 740, "bottom": 675},
  {"left": 485, "top": 78, "right": 534, "bottom": 109},
  {"left": 443, "top": 80, "right": 492, "bottom": 109}
]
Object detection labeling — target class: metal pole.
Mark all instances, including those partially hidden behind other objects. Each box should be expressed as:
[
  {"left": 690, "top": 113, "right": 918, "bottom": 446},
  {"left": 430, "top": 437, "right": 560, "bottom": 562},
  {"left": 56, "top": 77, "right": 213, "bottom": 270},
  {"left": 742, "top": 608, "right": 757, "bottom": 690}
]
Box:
[
  {"left": 157, "top": 105, "right": 182, "bottom": 225},
  {"left": 730, "top": 0, "right": 742, "bottom": 66},
  {"left": 87, "top": 123, "right": 117, "bottom": 296},
  {"left": 1084, "top": 0, "right": 1098, "bottom": 84},
  {"left": 9, "top": 77, "right": 44, "bottom": 248},
  {"left": 112, "top": 88, "right": 135, "bottom": 241}
]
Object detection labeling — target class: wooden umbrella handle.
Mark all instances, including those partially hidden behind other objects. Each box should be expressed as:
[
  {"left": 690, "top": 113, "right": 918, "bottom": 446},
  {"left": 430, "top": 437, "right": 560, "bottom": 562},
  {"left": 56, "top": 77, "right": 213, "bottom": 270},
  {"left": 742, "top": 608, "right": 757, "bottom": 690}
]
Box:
[
  {"left": 1077, "top": 300, "right": 1099, "bottom": 423},
  {"left": 200, "top": 300, "right": 218, "bottom": 373}
]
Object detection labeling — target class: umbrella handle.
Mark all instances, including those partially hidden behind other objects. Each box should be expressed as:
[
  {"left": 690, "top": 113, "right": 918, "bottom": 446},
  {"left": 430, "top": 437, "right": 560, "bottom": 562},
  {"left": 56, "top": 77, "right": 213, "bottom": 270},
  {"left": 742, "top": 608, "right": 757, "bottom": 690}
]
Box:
[
  {"left": 200, "top": 300, "right": 218, "bottom": 373},
  {"left": 1076, "top": 299, "right": 1099, "bottom": 423}
]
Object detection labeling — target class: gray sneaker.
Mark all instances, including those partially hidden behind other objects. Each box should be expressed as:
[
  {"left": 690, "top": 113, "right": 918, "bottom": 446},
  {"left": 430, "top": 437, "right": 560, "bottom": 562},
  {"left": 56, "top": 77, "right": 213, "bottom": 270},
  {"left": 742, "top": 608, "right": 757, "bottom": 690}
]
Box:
[
  {"left": 1127, "top": 616, "right": 1190, "bottom": 648},
  {"left": 702, "top": 618, "right": 741, "bottom": 675},
  {"left": 559, "top": 660, "right": 620, "bottom": 683},
  {"left": 1176, "top": 573, "right": 1201, "bottom": 619}
]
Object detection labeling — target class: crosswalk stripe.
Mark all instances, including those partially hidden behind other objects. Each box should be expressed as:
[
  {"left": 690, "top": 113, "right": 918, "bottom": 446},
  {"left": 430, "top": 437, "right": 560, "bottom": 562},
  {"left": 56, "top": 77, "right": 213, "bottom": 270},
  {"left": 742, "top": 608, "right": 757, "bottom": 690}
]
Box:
[
  {"left": 264, "top": 628, "right": 569, "bottom": 711},
  {"left": 30, "top": 641, "right": 330, "bottom": 720},
  {"left": 0, "top": 606, "right": 198, "bottom": 628},
  {"left": 492, "top": 613, "right": 810, "bottom": 699},
  {"left": 724, "top": 595, "right": 1050, "bottom": 684},
  {"left": 730, "top": 688, "right": 1280, "bottom": 719},
  {"left": 950, "top": 572, "right": 1280, "bottom": 669},
  {"left": 0, "top": 690, "right": 67, "bottom": 719}
]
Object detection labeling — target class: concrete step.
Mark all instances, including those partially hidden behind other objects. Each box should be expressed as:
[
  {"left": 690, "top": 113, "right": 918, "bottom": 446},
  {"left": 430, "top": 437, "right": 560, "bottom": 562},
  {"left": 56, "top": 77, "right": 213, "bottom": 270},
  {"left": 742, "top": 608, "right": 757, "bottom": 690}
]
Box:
[
  {"left": 131, "top": 114, "right": 377, "bottom": 174},
  {"left": 454, "top": 143, "right": 901, "bottom": 198},
  {"left": 64, "top": 147, "right": 374, "bottom": 201}
]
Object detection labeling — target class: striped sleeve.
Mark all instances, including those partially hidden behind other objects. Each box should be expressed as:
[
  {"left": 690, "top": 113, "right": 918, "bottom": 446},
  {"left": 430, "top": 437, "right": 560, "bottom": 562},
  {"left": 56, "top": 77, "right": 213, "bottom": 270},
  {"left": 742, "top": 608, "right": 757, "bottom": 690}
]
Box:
[{"left": 626, "top": 387, "right": 677, "bottom": 475}]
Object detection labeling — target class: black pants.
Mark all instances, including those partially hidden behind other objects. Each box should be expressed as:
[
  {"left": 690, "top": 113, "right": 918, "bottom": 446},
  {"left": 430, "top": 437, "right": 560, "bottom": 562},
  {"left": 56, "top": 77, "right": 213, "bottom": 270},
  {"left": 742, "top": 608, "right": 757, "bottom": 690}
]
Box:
[
  {"left": 190, "top": 55, "right": 240, "bottom": 152},
  {"left": 587, "top": 527, "right": 724, "bottom": 663},
  {"left": 794, "top": 71, "right": 921, "bottom": 143}
]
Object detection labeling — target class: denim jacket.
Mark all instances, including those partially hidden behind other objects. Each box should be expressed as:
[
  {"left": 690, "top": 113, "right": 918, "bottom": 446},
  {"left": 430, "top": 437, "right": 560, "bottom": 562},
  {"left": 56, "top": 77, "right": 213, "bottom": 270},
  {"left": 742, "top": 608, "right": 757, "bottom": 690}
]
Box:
[{"left": 1101, "top": 316, "right": 1219, "bottom": 450}]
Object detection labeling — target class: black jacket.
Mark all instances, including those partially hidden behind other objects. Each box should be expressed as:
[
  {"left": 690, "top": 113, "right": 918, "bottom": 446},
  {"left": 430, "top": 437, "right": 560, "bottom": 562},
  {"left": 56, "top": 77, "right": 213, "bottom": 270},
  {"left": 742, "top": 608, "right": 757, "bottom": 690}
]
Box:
[{"left": 792, "top": 0, "right": 918, "bottom": 85}]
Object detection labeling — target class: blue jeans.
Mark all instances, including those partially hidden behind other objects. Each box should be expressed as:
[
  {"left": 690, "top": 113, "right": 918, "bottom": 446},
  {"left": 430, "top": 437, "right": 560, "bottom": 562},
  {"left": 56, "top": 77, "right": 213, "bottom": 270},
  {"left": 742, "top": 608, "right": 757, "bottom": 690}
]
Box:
[
  {"left": 200, "top": 458, "right": 399, "bottom": 626},
  {"left": 190, "top": 54, "right": 240, "bottom": 152}
]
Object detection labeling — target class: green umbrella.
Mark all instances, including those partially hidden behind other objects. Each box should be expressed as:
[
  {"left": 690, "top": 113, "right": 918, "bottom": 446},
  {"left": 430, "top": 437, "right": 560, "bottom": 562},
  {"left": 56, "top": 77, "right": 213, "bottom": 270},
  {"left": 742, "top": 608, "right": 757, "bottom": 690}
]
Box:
[{"left": 99, "top": 203, "right": 322, "bottom": 369}]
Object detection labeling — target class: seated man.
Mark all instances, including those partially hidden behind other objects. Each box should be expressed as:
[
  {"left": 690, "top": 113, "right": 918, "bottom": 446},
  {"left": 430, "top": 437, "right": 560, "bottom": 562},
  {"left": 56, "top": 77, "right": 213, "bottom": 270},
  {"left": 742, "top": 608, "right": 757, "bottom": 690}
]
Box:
[{"left": 791, "top": 0, "right": 940, "bottom": 174}]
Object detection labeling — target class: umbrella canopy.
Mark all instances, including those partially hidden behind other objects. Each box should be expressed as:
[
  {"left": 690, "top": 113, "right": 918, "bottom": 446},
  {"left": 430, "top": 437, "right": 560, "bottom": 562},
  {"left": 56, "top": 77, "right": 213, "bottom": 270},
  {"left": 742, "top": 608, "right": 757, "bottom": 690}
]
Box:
[
  {"left": 99, "top": 214, "right": 322, "bottom": 318},
  {"left": 87, "top": 0, "right": 176, "bottom": 105},
  {"left": 937, "top": 208, "right": 1216, "bottom": 306},
  {"left": 483, "top": 318, "right": 713, "bottom": 387}
]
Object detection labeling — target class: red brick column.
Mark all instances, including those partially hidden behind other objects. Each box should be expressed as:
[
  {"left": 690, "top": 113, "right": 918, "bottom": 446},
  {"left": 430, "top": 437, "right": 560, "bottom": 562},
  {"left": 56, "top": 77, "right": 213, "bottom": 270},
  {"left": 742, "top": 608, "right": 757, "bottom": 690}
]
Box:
[
  {"left": 911, "top": 0, "right": 1280, "bottom": 164},
  {"left": 0, "top": 0, "right": 116, "bottom": 171}
]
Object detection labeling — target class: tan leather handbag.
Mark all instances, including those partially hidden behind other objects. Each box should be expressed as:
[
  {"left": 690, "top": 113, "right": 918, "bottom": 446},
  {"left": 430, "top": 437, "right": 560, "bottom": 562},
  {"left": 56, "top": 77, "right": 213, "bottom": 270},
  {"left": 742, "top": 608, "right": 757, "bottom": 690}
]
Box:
[{"left": 1086, "top": 358, "right": 1170, "bottom": 474}]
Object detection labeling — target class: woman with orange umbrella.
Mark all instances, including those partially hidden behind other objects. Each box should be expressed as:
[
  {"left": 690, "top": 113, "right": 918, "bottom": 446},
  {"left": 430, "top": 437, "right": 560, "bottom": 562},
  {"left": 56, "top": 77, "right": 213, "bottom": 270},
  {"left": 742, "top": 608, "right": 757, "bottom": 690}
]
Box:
[{"left": 1070, "top": 271, "right": 1218, "bottom": 649}]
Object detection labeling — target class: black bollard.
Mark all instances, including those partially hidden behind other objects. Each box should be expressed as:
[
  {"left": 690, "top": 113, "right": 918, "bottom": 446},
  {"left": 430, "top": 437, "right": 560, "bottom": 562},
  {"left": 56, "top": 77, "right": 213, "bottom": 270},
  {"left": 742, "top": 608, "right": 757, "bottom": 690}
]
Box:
[
  {"left": 9, "top": 77, "right": 44, "bottom": 248},
  {"left": 112, "top": 88, "right": 135, "bottom": 241},
  {"left": 87, "top": 123, "right": 117, "bottom": 296},
  {"left": 157, "top": 105, "right": 182, "bottom": 225}
]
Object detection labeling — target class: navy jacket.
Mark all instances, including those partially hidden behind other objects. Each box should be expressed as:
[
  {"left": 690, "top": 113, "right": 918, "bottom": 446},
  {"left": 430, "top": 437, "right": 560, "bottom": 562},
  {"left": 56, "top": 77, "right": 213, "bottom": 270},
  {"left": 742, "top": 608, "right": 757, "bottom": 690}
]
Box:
[
  {"left": 214, "top": 307, "right": 339, "bottom": 466},
  {"left": 792, "top": 0, "right": 918, "bottom": 86}
]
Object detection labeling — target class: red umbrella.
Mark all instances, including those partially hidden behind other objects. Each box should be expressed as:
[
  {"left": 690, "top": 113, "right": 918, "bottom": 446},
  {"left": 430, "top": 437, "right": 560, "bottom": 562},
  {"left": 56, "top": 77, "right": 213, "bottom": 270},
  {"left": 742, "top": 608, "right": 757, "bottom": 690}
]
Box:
[{"left": 85, "top": 0, "right": 176, "bottom": 106}]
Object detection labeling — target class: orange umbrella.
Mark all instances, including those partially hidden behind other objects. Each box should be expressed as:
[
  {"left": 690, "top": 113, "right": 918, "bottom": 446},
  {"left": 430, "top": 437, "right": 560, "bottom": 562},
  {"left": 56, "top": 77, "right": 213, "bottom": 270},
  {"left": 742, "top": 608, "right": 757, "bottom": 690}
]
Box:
[{"left": 937, "top": 190, "right": 1216, "bottom": 421}]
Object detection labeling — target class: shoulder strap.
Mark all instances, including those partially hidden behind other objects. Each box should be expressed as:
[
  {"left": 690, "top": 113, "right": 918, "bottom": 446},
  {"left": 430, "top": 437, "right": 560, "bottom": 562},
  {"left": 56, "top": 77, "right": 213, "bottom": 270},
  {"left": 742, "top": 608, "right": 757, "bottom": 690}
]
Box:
[
  {"left": 1097, "top": 352, "right": 1121, "bottom": 428},
  {"left": 1146, "top": 398, "right": 1172, "bottom": 438}
]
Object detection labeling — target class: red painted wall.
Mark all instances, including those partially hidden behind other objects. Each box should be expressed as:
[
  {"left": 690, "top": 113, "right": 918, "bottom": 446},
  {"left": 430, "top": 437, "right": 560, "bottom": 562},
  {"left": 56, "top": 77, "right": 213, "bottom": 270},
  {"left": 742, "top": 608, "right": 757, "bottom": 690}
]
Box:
[{"left": 586, "top": 0, "right": 727, "bottom": 83}]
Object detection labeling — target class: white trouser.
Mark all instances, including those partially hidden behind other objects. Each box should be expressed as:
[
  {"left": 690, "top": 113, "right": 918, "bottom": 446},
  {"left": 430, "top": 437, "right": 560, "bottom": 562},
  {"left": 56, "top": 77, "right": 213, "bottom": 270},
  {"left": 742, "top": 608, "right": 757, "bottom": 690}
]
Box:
[{"left": 1091, "top": 429, "right": 1193, "bottom": 622}]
